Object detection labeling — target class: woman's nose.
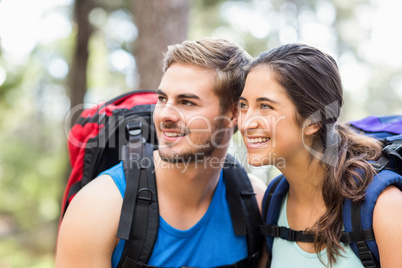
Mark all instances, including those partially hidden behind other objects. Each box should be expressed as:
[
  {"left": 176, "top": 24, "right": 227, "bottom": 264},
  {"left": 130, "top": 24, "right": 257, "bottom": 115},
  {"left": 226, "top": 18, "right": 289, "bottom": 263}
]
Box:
[{"left": 240, "top": 110, "right": 260, "bottom": 132}]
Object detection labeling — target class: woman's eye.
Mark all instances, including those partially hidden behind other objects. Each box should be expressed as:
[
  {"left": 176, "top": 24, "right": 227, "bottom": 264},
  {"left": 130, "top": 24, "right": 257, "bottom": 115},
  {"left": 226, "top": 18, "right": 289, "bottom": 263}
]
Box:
[
  {"left": 261, "top": 103, "right": 272, "bottom": 110},
  {"left": 182, "top": 100, "right": 194, "bottom": 106}
]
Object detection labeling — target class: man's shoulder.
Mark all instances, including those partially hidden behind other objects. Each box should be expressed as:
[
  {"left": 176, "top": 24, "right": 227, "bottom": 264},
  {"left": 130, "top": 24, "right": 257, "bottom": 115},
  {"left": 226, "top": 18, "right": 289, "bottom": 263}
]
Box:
[
  {"left": 62, "top": 174, "right": 123, "bottom": 226},
  {"left": 59, "top": 174, "right": 123, "bottom": 238},
  {"left": 56, "top": 175, "right": 122, "bottom": 267}
]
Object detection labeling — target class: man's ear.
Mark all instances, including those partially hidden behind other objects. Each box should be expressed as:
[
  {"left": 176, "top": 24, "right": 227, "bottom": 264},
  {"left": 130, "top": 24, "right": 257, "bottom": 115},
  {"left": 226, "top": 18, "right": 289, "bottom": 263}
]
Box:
[
  {"left": 227, "top": 103, "right": 239, "bottom": 129},
  {"left": 304, "top": 121, "right": 321, "bottom": 136}
]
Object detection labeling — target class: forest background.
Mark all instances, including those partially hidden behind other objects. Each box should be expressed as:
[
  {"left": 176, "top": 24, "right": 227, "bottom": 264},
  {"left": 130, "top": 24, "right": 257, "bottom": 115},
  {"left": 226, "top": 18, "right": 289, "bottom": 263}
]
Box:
[{"left": 0, "top": 0, "right": 401, "bottom": 267}]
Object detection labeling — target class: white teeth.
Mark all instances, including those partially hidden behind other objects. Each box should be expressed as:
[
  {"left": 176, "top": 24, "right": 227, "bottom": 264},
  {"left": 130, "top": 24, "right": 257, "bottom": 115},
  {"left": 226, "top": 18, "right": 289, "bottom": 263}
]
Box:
[
  {"left": 164, "top": 132, "right": 183, "bottom": 137},
  {"left": 247, "top": 137, "right": 269, "bottom": 144}
]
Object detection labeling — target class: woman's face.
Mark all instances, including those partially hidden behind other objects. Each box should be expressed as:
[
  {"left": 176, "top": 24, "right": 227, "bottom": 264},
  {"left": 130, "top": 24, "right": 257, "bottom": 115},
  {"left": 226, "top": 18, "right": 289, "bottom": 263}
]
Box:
[{"left": 239, "top": 67, "right": 306, "bottom": 168}]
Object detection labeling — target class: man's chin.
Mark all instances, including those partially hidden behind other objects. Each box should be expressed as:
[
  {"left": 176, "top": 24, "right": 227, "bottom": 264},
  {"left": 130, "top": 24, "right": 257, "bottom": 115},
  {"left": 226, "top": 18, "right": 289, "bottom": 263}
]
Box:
[
  {"left": 159, "top": 155, "right": 191, "bottom": 164},
  {"left": 158, "top": 150, "right": 195, "bottom": 164}
]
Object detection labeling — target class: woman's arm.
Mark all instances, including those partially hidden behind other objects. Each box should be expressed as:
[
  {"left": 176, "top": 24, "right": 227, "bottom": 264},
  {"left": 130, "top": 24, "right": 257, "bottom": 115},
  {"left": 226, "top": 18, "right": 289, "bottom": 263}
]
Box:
[{"left": 373, "top": 185, "right": 402, "bottom": 268}]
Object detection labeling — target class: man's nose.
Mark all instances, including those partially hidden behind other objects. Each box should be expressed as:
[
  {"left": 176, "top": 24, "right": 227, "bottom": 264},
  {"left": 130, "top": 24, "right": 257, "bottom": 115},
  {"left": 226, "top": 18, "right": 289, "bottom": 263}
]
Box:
[{"left": 156, "top": 103, "right": 181, "bottom": 123}]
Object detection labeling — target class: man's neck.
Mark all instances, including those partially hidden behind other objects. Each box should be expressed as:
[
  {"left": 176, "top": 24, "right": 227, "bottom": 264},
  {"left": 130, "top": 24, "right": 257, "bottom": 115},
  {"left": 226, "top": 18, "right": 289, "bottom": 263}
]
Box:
[
  {"left": 153, "top": 149, "right": 228, "bottom": 230},
  {"left": 153, "top": 149, "right": 227, "bottom": 188}
]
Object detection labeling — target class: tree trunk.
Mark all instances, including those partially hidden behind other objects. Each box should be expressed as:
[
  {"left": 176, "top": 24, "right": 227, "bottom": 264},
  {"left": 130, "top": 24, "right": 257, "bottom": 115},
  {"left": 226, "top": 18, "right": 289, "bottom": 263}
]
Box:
[
  {"left": 132, "top": 0, "right": 189, "bottom": 90},
  {"left": 68, "top": 0, "right": 93, "bottom": 127}
]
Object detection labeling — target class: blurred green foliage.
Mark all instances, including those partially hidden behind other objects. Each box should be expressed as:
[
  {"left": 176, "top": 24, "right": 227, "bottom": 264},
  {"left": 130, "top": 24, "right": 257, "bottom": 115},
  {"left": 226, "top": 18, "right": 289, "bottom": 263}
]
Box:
[{"left": 0, "top": 0, "right": 401, "bottom": 267}]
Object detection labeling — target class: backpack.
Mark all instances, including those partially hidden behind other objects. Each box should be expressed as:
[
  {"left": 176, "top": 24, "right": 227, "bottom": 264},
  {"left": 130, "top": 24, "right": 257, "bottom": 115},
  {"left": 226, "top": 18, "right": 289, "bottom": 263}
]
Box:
[
  {"left": 260, "top": 115, "right": 402, "bottom": 268},
  {"left": 59, "top": 90, "right": 263, "bottom": 268}
]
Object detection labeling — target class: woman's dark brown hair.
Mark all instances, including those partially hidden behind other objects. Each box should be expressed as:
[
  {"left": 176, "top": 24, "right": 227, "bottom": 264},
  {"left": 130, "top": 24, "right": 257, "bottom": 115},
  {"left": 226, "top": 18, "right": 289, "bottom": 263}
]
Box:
[{"left": 247, "top": 43, "right": 382, "bottom": 266}]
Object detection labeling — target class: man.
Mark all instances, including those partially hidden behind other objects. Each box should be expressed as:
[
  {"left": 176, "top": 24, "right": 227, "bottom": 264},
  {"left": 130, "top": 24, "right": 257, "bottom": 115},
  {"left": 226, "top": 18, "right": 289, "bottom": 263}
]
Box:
[{"left": 56, "top": 38, "right": 267, "bottom": 268}]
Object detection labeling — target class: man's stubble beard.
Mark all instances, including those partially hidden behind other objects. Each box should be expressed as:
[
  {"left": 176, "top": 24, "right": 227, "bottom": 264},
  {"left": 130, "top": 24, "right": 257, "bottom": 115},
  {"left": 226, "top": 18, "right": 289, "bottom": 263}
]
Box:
[{"left": 158, "top": 118, "right": 228, "bottom": 164}]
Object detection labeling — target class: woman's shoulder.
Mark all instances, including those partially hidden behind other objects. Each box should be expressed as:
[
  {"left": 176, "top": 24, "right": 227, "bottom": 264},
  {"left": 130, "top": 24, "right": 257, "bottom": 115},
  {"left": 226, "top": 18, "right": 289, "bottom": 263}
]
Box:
[
  {"left": 374, "top": 185, "right": 402, "bottom": 218},
  {"left": 372, "top": 185, "right": 402, "bottom": 266}
]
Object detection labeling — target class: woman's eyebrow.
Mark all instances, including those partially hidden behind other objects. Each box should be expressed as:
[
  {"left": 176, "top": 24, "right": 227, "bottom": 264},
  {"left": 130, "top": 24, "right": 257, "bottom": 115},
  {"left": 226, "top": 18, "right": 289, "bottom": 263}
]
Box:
[{"left": 256, "top": 97, "right": 279, "bottom": 104}]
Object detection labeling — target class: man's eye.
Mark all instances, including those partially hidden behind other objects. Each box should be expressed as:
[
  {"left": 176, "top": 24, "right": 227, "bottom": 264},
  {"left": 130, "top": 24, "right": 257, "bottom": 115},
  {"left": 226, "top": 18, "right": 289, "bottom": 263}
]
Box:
[
  {"left": 238, "top": 102, "right": 248, "bottom": 109},
  {"left": 157, "top": 96, "right": 167, "bottom": 103}
]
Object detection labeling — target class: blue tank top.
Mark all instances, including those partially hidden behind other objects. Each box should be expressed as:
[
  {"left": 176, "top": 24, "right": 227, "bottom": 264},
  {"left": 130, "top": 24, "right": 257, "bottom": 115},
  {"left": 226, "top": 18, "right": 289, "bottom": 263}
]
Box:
[{"left": 101, "top": 162, "right": 248, "bottom": 268}]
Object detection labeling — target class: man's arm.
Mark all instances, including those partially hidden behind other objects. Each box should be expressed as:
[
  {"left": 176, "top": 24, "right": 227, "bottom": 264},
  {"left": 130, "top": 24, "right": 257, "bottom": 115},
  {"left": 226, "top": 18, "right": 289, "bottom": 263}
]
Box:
[
  {"left": 248, "top": 173, "right": 268, "bottom": 268},
  {"left": 56, "top": 175, "right": 122, "bottom": 268}
]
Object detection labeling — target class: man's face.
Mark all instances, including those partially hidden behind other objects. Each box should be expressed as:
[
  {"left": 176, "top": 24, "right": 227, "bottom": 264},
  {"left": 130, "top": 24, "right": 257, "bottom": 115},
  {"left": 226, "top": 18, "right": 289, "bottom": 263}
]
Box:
[{"left": 153, "top": 62, "right": 231, "bottom": 163}]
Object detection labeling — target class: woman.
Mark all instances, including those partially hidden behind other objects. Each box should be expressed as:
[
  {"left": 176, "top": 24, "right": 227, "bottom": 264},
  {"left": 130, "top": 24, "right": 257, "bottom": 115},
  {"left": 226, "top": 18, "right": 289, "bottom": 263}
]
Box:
[{"left": 238, "top": 43, "right": 402, "bottom": 267}]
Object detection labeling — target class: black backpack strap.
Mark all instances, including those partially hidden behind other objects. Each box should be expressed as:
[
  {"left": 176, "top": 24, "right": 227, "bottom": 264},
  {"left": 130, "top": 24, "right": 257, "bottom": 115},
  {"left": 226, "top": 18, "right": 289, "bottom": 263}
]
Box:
[
  {"left": 135, "top": 143, "right": 158, "bottom": 262},
  {"left": 372, "top": 139, "right": 402, "bottom": 172},
  {"left": 223, "top": 154, "right": 263, "bottom": 267},
  {"left": 116, "top": 143, "right": 141, "bottom": 241},
  {"left": 350, "top": 202, "right": 380, "bottom": 268},
  {"left": 261, "top": 223, "right": 376, "bottom": 245},
  {"left": 260, "top": 225, "right": 315, "bottom": 243},
  {"left": 117, "top": 122, "right": 159, "bottom": 267}
]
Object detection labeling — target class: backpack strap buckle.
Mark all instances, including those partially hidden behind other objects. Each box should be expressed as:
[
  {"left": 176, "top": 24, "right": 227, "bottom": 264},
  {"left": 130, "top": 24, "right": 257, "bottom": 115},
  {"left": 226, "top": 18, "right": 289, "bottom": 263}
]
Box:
[
  {"left": 281, "top": 227, "right": 297, "bottom": 241},
  {"left": 137, "top": 188, "right": 153, "bottom": 204},
  {"left": 126, "top": 121, "right": 143, "bottom": 137},
  {"left": 384, "top": 143, "right": 402, "bottom": 160},
  {"left": 260, "top": 224, "right": 280, "bottom": 237},
  {"left": 356, "top": 241, "right": 377, "bottom": 268}
]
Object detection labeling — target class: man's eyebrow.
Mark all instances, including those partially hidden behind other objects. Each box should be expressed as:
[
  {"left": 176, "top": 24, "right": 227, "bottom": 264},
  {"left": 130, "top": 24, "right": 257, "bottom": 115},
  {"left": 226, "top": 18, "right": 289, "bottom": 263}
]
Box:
[
  {"left": 156, "top": 89, "right": 166, "bottom": 96},
  {"left": 177, "top": 93, "right": 200, "bottom": 100},
  {"left": 256, "top": 97, "right": 279, "bottom": 104},
  {"left": 156, "top": 90, "right": 200, "bottom": 100}
]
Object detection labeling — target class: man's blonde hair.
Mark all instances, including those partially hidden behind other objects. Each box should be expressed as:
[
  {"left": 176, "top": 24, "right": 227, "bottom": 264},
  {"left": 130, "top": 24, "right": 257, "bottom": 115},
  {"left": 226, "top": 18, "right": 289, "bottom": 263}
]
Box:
[{"left": 162, "top": 38, "right": 252, "bottom": 112}]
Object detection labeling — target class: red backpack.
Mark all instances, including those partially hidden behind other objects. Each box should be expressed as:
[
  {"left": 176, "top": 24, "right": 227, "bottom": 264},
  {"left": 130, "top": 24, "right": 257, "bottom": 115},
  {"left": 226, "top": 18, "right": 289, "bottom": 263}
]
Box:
[{"left": 60, "top": 90, "right": 158, "bottom": 217}]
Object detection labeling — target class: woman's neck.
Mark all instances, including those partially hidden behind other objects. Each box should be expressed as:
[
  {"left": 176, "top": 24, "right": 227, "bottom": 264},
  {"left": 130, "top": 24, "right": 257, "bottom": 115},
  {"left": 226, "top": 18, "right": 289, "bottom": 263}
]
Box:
[{"left": 280, "top": 156, "right": 326, "bottom": 210}]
